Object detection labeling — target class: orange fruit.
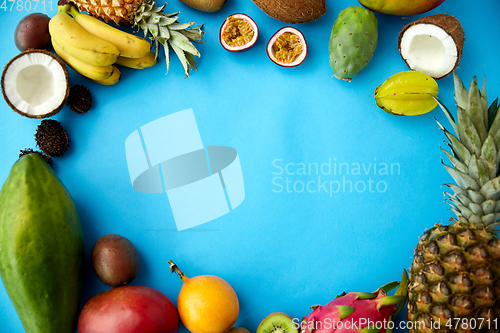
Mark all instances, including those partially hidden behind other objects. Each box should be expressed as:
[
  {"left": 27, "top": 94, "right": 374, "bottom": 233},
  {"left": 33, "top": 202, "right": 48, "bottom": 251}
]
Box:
[{"left": 169, "top": 260, "right": 239, "bottom": 333}]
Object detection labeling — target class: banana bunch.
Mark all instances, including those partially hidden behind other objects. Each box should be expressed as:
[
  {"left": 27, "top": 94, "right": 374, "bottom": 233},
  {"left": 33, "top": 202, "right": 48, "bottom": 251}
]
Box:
[{"left": 49, "top": 4, "right": 157, "bottom": 86}]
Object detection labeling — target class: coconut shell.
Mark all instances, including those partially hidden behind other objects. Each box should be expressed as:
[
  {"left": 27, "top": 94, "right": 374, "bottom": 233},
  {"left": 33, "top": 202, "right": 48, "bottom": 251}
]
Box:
[
  {"left": 1, "top": 49, "right": 70, "bottom": 119},
  {"left": 252, "top": 0, "right": 326, "bottom": 24},
  {"left": 398, "top": 14, "right": 464, "bottom": 80}
]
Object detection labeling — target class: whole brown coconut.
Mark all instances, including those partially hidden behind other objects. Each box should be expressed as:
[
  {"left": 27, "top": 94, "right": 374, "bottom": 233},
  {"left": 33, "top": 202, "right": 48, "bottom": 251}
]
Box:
[
  {"left": 252, "top": 0, "right": 326, "bottom": 24},
  {"left": 398, "top": 14, "right": 464, "bottom": 79}
]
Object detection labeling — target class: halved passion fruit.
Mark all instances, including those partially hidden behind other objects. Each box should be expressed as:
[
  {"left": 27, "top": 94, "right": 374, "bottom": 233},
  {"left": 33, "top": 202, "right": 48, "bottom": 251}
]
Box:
[
  {"left": 1, "top": 49, "right": 70, "bottom": 118},
  {"left": 267, "top": 27, "right": 307, "bottom": 67},
  {"left": 220, "top": 14, "right": 258, "bottom": 52}
]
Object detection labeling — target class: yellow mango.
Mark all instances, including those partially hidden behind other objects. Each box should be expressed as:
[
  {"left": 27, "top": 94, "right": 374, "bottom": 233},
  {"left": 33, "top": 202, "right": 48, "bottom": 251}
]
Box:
[{"left": 358, "top": 0, "right": 445, "bottom": 16}]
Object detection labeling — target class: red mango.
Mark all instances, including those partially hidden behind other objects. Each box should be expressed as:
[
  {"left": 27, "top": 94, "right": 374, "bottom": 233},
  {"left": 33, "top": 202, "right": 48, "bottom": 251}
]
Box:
[{"left": 77, "top": 285, "right": 179, "bottom": 333}]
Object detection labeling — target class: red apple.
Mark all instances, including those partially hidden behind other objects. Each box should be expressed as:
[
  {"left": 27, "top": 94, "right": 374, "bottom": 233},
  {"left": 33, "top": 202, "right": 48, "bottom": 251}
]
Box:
[
  {"left": 358, "top": 0, "right": 445, "bottom": 15},
  {"left": 77, "top": 285, "right": 179, "bottom": 333}
]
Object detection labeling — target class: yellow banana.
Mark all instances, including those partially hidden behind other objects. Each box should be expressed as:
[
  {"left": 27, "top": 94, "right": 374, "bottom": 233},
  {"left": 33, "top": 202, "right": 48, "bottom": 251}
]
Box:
[
  {"left": 52, "top": 39, "right": 114, "bottom": 81},
  {"left": 93, "top": 66, "right": 121, "bottom": 85},
  {"left": 116, "top": 52, "right": 157, "bottom": 69},
  {"left": 49, "top": 5, "right": 120, "bottom": 67},
  {"left": 69, "top": 5, "right": 151, "bottom": 59}
]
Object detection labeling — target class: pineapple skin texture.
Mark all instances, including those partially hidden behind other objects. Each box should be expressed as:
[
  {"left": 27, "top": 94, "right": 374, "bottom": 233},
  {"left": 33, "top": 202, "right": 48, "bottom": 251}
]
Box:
[
  {"left": 408, "top": 222, "right": 500, "bottom": 333},
  {"left": 69, "top": 0, "right": 139, "bottom": 25}
]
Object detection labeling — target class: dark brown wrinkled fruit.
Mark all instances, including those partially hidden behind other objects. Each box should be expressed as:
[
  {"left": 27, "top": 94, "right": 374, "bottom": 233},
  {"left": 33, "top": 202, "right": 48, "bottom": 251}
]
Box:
[
  {"left": 91, "top": 234, "right": 140, "bottom": 287},
  {"left": 14, "top": 13, "right": 51, "bottom": 51},
  {"left": 35, "top": 119, "right": 70, "bottom": 157}
]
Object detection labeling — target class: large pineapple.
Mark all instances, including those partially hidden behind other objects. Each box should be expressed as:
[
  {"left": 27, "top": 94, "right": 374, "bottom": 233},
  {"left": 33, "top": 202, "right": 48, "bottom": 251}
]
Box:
[
  {"left": 408, "top": 73, "right": 500, "bottom": 332},
  {"left": 63, "top": 0, "right": 204, "bottom": 76}
]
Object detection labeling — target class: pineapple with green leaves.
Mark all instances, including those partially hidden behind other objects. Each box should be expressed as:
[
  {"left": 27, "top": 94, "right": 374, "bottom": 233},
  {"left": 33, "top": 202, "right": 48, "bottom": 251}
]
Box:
[
  {"left": 64, "top": 0, "right": 204, "bottom": 77},
  {"left": 408, "top": 72, "right": 500, "bottom": 332}
]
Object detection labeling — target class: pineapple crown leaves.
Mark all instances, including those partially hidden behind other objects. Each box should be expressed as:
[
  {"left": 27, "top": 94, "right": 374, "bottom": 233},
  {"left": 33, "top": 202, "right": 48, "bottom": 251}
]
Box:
[
  {"left": 133, "top": 0, "right": 204, "bottom": 77},
  {"left": 434, "top": 72, "right": 500, "bottom": 230}
]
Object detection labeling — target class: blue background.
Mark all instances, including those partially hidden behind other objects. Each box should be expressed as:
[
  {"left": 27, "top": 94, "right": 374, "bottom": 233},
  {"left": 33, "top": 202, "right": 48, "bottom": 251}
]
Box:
[{"left": 0, "top": 0, "right": 499, "bottom": 332}]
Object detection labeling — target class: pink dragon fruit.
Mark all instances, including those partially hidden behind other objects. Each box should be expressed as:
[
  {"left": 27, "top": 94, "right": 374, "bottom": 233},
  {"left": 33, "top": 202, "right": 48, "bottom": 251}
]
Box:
[{"left": 301, "top": 270, "right": 408, "bottom": 333}]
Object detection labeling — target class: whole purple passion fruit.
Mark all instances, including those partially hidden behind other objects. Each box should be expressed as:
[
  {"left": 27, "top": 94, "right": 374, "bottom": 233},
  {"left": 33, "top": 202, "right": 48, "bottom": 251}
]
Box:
[
  {"left": 220, "top": 14, "right": 258, "bottom": 52},
  {"left": 14, "top": 13, "right": 51, "bottom": 51},
  {"left": 91, "top": 234, "right": 140, "bottom": 287},
  {"left": 267, "top": 27, "right": 307, "bottom": 67}
]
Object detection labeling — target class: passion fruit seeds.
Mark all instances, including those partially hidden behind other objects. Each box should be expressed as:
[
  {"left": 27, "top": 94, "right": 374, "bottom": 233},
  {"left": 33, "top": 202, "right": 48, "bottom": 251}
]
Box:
[
  {"left": 220, "top": 14, "right": 258, "bottom": 51},
  {"left": 223, "top": 19, "right": 253, "bottom": 47},
  {"left": 272, "top": 32, "right": 303, "bottom": 63},
  {"left": 267, "top": 27, "right": 307, "bottom": 67}
]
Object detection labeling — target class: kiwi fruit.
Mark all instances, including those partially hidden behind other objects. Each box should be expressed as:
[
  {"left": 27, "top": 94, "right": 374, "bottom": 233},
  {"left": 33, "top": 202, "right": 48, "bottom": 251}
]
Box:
[
  {"left": 257, "top": 312, "right": 298, "bottom": 333},
  {"left": 178, "top": 0, "right": 226, "bottom": 12},
  {"left": 228, "top": 328, "right": 251, "bottom": 333}
]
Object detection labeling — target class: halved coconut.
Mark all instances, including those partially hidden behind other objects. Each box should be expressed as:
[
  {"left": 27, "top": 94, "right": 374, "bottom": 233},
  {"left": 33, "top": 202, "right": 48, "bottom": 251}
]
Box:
[
  {"left": 1, "top": 49, "right": 70, "bottom": 118},
  {"left": 398, "top": 14, "right": 464, "bottom": 80},
  {"left": 267, "top": 27, "right": 307, "bottom": 67},
  {"left": 220, "top": 14, "right": 259, "bottom": 52}
]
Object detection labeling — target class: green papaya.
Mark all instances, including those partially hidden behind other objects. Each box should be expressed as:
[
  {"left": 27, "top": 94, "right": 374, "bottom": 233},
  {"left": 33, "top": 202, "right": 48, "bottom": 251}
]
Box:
[{"left": 0, "top": 154, "right": 84, "bottom": 333}]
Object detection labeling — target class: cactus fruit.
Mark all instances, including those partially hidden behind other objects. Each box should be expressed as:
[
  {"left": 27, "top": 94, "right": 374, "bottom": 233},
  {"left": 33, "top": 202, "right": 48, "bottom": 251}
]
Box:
[{"left": 329, "top": 6, "right": 378, "bottom": 82}]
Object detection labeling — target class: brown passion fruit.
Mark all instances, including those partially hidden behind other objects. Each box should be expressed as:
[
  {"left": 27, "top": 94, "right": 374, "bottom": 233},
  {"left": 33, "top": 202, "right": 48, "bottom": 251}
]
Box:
[
  {"left": 220, "top": 14, "right": 258, "bottom": 52},
  {"left": 267, "top": 27, "right": 307, "bottom": 67}
]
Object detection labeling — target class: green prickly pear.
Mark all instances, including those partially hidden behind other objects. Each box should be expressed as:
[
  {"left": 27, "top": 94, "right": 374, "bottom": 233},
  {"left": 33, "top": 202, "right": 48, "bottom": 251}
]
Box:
[{"left": 329, "top": 6, "right": 378, "bottom": 82}]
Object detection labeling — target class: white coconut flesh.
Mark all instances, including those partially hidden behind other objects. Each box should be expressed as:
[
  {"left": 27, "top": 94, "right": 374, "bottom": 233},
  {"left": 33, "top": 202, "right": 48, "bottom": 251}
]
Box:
[
  {"left": 3, "top": 52, "right": 68, "bottom": 117},
  {"left": 400, "top": 24, "right": 458, "bottom": 78}
]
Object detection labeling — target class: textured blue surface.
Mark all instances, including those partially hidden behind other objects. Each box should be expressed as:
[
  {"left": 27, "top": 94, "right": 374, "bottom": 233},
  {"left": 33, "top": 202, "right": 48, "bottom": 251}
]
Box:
[{"left": 0, "top": 0, "right": 499, "bottom": 332}]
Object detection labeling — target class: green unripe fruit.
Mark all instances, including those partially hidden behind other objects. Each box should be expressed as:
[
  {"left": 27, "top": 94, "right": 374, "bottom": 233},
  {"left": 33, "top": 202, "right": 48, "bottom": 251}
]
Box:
[{"left": 0, "top": 154, "right": 84, "bottom": 333}]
